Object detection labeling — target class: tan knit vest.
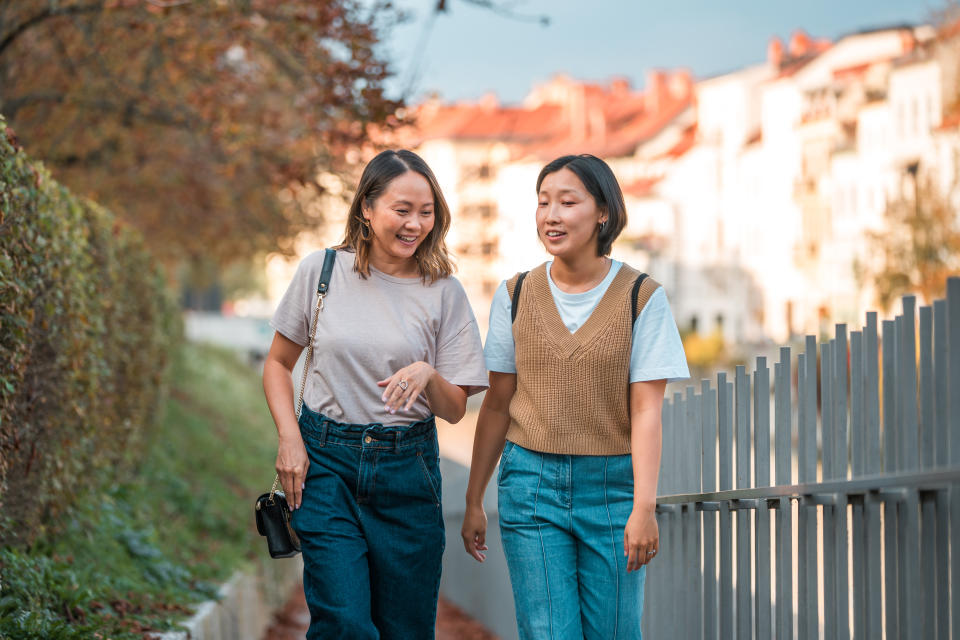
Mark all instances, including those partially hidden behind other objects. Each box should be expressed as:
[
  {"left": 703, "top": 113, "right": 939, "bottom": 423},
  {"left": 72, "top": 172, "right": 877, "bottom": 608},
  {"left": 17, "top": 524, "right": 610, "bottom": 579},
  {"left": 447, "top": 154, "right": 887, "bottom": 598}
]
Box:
[{"left": 506, "top": 262, "right": 660, "bottom": 455}]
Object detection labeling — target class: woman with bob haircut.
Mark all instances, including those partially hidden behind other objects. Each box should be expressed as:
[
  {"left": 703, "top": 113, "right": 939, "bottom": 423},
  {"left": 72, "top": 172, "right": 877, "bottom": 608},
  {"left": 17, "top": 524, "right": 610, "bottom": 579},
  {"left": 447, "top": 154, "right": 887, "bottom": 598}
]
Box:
[
  {"left": 461, "top": 154, "right": 689, "bottom": 638},
  {"left": 264, "top": 149, "right": 488, "bottom": 639}
]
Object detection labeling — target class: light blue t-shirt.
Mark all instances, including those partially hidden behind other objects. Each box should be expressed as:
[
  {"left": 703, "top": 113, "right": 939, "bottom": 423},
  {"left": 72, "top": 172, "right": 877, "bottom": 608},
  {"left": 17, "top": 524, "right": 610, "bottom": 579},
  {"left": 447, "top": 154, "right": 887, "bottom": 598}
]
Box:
[{"left": 484, "top": 261, "right": 690, "bottom": 383}]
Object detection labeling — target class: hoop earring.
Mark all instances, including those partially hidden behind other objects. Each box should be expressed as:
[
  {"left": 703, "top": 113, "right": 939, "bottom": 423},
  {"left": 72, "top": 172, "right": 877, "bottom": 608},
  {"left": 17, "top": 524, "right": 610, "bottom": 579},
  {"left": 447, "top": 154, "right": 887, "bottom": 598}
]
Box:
[{"left": 359, "top": 218, "right": 371, "bottom": 240}]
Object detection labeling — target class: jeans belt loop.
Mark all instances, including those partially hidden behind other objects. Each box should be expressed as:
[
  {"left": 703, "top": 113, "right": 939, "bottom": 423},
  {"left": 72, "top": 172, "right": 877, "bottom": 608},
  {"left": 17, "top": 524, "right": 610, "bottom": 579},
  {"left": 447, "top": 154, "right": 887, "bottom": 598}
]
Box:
[
  {"left": 394, "top": 430, "right": 402, "bottom": 453},
  {"left": 319, "top": 417, "right": 329, "bottom": 447}
]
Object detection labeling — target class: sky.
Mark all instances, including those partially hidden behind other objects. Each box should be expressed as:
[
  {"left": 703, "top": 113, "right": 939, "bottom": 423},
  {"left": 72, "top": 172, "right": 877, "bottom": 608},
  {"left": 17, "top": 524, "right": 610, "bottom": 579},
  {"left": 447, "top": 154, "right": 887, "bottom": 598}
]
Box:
[{"left": 373, "top": 0, "right": 939, "bottom": 105}]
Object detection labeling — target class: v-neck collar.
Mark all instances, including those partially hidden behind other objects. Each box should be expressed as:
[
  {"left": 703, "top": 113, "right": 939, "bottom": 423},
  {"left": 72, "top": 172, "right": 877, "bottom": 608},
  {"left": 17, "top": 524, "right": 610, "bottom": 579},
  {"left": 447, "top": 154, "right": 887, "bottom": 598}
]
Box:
[{"left": 528, "top": 262, "right": 635, "bottom": 358}]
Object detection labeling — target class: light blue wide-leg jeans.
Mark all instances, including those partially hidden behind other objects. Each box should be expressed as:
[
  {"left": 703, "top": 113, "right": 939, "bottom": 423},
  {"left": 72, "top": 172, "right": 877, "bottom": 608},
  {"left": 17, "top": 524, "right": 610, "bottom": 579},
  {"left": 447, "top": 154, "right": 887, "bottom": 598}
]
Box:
[{"left": 498, "top": 440, "right": 646, "bottom": 640}]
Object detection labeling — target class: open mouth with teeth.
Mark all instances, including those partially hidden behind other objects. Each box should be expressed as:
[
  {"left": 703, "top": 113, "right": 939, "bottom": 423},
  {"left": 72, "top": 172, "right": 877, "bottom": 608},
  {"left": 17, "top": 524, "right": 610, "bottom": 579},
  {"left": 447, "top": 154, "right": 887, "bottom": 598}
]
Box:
[
  {"left": 544, "top": 230, "right": 566, "bottom": 239},
  {"left": 396, "top": 234, "right": 419, "bottom": 245}
]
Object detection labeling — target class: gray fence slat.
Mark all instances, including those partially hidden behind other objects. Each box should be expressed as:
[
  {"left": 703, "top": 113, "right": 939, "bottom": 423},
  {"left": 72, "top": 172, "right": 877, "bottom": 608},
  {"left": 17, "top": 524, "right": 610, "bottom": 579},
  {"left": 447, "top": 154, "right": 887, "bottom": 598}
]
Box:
[
  {"left": 756, "top": 357, "right": 771, "bottom": 489},
  {"left": 702, "top": 380, "right": 718, "bottom": 640},
  {"left": 674, "top": 392, "right": 684, "bottom": 494},
  {"left": 736, "top": 366, "right": 752, "bottom": 490},
  {"left": 851, "top": 331, "right": 864, "bottom": 477},
  {"left": 703, "top": 381, "right": 718, "bottom": 493},
  {"left": 901, "top": 297, "right": 920, "bottom": 472},
  {"left": 949, "top": 278, "right": 960, "bottom": 640},
  {"left": 920, "top": 306, "right": 934, "bottom": 470},
  {"left": 720, "top": 501, "right": 734, "bottom": 640},
  {"left": 734, "top": 366, "right": 752, "bottom": 640},
  {"left": 886, "top": 500, "right": 901, "bottom": 639},
  {"left": 920, "top": 493, "right": 938, "bottom": 638},
  {"left": 950, "top": 277, "right": 960, "bottom": 463},
  {"left": 774, "top": 350, "right": 793, "bottom": 640},
  {"left": 865, "top": 312, "right": 881, "bottom": 475},
  {"left": 719, "top": 373, "right": 733, "bottom": 492},
  {"left": 852, "top": 497, "right": 866, "bottom": 638},
  {"left": 798, "top": 344, "right": 819, "bottom": 640},
  {"left": 822, "top": 341, "right": 835, "bottom": 481},
  {"left": 776, "top": 496, "right": 793, "bottom": 640},
  {"left": 935, "top": 490, "right": 949, "bottom": 640},
  {"left": 934, "top": 300, "right": 948, "bottom": 468},
  {"left": 835, "top": 324, "right": 849, "bottom": 480},
  {"left": 883, "top": 319, "right": 897, "bottom": 474},
  {"left": 775, "top": 349, "right": 792, "bottom": 486},
  {"left": 865, "top": 493, "right": 883, "bottom": 639},
  {"left": 902, "top": 492, "right": 921, "bottom": 640},
  {"left": 805, "top": 336, "right": 818, "bottom": 482},
  {"left": 660, "top": 397, "right": 670, "bottom": 494},
  {"left": 756, "top": 499, "right": 771, "bottom": 640},
  {"left": 719, "top": 375, "right": 734, "bottom": 640},
  {"left": 823, "top": 499, "right": 837, "bottom": 639},
  {"left": 835, "top": 496, "right": 850, "bottom": 640}
]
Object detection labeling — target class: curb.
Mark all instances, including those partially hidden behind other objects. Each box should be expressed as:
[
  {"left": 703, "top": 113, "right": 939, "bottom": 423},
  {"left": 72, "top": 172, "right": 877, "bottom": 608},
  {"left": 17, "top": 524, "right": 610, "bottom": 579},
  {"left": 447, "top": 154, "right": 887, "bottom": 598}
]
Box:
[{"left": 158, "top": 556, "right": 302, "bottom": 640}]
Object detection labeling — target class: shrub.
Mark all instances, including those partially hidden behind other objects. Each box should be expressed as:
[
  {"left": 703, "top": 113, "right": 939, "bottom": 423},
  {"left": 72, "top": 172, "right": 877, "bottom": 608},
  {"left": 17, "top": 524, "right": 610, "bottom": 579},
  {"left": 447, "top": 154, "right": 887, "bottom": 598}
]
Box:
[{"left": 0, "top": 116, "right": 179, "bottom": 544}]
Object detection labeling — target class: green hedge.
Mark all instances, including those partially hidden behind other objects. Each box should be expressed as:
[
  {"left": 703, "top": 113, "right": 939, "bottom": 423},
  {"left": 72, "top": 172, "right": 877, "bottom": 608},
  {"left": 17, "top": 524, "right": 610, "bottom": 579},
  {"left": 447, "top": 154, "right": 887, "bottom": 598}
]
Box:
[{"left": 0, "top": 116, "right": 178, "bottom": 544}]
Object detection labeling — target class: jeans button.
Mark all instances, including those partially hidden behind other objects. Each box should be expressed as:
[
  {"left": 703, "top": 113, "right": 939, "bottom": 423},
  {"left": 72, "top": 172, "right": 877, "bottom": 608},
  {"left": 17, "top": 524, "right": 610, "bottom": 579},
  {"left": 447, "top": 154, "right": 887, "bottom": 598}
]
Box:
[{"left": 364, "top": 435, "right": 372, "bottom": 444}]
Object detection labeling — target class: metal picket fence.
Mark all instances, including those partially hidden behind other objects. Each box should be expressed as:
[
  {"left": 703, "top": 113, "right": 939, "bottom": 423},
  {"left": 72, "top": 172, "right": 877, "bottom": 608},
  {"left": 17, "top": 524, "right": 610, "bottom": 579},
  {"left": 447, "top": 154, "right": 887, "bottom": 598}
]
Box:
[{"left": 643, "top": 277, "right": 960, "bottom": 639}]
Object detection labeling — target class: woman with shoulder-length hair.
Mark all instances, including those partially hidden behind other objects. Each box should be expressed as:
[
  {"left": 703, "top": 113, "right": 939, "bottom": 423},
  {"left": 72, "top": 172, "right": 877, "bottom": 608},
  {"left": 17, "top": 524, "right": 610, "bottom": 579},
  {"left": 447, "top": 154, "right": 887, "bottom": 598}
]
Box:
[
  {"left": 263, "top": 149, "right": 488, "bottom": 639},
  {"left": 461, "top": 154, "right": 689, "bottom": 638}
]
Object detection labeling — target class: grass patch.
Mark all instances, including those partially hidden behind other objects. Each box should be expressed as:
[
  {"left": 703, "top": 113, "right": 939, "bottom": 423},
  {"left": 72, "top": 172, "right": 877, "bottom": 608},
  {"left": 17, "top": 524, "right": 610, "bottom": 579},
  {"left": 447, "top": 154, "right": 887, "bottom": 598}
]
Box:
[{"left": 0, "top": 342, "right": 278, "bottom": 639}]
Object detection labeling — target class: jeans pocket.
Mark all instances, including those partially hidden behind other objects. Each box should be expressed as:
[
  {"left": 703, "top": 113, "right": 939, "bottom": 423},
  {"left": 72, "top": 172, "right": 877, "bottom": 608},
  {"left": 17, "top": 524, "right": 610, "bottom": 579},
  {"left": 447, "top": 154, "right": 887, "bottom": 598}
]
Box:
[
  {"left": 416, "top": 452, "right": 442, "bottom": 506},
  {"left": 497, "top": 440, "right": 516, "bottom": 485}
]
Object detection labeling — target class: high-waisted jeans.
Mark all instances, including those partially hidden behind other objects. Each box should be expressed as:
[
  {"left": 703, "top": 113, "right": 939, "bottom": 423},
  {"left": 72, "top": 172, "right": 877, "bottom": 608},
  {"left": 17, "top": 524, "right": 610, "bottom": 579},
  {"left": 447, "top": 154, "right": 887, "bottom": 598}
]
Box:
[
  {"left": 498, "top": 440, "right": 646, "bottom": 640},
  {"left": 291, "top": 403, "right": 445, "bottom": 640}
]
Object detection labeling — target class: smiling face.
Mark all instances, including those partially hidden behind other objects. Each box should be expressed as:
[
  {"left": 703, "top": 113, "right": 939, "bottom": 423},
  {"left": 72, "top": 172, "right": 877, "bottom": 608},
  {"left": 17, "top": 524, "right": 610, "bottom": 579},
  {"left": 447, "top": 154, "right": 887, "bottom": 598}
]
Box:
[
  {"left": 362, "top": 170, "right": 436, "bottom": 269},
  {"left": 536, "top": 167, "right": 607, "bottom": 260}
]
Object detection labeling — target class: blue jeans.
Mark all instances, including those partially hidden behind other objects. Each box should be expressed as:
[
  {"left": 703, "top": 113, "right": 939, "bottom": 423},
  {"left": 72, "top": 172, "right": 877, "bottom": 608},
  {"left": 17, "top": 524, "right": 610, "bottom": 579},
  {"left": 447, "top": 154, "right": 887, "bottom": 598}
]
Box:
[
  {"left": 291, "top": 404, "right": 445, "bottom": 640},
  {"left": 498, "top": 441, "right": 646, "bottom": 640}
]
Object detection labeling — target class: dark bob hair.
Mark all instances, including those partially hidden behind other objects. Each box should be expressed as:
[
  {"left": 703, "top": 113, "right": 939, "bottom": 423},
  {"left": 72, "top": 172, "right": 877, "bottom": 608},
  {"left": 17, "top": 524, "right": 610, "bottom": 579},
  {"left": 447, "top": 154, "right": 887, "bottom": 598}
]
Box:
[
  {"left": 536, "top": 154, "right": 627, "bottom": 257},
  {"left": 339, "top": 149, "right": 453, "bottom": 282}
]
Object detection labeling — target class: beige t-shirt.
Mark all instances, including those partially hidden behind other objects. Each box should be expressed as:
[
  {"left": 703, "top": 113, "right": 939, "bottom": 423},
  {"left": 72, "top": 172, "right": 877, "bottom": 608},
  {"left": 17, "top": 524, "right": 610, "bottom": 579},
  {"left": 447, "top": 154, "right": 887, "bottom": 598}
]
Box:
[{"left": 270, "top": 248, "right": 488, "bottom": 425}]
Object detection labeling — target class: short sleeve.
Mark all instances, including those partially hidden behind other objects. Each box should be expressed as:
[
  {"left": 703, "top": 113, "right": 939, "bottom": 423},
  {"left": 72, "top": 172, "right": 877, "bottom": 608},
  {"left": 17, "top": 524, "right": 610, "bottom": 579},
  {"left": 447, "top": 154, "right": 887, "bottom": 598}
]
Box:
[
  {"left": 270, "top": 257, "right": 315, "bottom": 347},
  {"left": 483, "top": 280, "right": 516, "bottom": 373},
  {"left": 434, "top": 279, "right": 489, "bottom": 396},
  {"left": 629, "top": 286, "right": 690, "bottom": 383}
]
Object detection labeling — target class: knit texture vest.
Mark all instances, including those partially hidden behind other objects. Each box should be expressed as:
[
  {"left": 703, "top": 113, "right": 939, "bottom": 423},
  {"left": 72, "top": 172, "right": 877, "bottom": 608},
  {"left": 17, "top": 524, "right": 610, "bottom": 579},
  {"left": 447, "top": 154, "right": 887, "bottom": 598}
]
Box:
[{"left": 506, "top": 263, "right": 660, "bottom": 455}]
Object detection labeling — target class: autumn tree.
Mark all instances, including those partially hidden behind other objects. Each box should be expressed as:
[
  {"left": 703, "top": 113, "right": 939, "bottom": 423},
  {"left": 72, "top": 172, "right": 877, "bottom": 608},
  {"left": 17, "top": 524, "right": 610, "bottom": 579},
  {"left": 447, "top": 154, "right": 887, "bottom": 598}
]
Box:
[
  {"left": 860, "top": 170, "right": 960, "bottom": 311},
  {"left": 0, "top": 0, "right": 404, "bottom": 273}
]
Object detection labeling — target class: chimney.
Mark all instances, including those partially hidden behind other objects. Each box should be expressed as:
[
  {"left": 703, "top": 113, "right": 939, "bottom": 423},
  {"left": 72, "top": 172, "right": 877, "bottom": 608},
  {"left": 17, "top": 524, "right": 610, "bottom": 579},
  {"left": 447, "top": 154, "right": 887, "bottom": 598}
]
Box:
[
  {"left": 610, "top": 77, "right": 631, "bottom": 96},
  {"left": 789, "top": 30, "right": 812, "bottom": 58},
  {"left": 478, "top": 92, "right": 499, "bottom": 112},
  {"left": 668, "top": 70, "right": 693, "bottom": 101},
  {"left": 767, "top": 36, "right": 783, "bottom": 67},
  {"left": 645, "top": 70, "right": 668, "bottom": 113}
]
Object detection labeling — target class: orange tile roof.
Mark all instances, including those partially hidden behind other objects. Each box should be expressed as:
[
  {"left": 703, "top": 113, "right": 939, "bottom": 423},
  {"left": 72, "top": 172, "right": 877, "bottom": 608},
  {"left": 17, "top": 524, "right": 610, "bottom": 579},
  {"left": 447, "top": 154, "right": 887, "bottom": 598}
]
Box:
[
  {"left": 622, "top": 176, "right": 662, "bottom": 198},
  {"left": 409, "top": 74, "right": 694, "bottom": 161}
]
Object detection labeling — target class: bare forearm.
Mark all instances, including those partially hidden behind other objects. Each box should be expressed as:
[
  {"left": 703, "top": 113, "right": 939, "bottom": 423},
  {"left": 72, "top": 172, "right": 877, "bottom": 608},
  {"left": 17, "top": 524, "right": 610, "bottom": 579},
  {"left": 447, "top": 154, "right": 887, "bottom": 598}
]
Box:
[
  {"left": 424, "top": 371, "right": 468, "bottom": 423},
  {"left": 263, "top": 359, "right": 299, "bottom": 440},
  {"left": 631, "top": 409, "right": 662, "bottom": 510},
  {"left": 465, "top": 397, "right": 511, "bottom": 507}
]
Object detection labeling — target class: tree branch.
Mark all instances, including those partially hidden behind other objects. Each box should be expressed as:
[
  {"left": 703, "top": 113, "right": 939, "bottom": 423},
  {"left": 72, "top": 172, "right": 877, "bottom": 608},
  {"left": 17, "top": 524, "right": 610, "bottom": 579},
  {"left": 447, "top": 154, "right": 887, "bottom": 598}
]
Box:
[{"left": 0, "top": 3, "right": 105, "bottom": 57}]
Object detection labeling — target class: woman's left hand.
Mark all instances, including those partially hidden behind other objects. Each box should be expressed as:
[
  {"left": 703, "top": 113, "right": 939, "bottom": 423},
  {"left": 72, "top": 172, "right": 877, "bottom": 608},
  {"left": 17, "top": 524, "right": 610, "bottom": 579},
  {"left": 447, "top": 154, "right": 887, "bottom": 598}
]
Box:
[
  {"left": 378, "top": 361, "right": 436, "bottom": 414},
  {"left": 624, "top": 506, "right": 659, "bottom": 572}
]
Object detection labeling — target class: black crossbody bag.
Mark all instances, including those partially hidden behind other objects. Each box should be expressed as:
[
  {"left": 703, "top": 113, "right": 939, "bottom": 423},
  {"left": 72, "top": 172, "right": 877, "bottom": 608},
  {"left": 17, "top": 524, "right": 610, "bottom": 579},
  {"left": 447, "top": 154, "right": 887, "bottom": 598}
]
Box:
[{"left": 255, "top": 248, "right": 336, "bottom": 559}]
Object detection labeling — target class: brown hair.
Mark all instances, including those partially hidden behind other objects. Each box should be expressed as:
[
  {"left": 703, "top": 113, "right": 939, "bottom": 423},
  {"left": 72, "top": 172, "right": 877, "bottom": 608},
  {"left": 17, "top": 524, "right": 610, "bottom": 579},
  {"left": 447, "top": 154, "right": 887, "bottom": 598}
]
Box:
[{"left": 338, "top": 149, "right": 454, "bottom": 282}]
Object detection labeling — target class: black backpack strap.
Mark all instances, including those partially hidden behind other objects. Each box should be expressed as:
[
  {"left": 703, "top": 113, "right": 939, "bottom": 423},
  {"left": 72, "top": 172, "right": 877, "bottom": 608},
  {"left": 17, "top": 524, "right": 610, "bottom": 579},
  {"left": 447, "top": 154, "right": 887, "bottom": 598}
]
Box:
[
  {"left": 317, "top": 248, "right": 336, "bottom": 295},
  {"left": 631, "top": 273, "right": 649, "bottom": 323},
  {"left": 510, "top": 271, "right": 529, "bottom": 324}
]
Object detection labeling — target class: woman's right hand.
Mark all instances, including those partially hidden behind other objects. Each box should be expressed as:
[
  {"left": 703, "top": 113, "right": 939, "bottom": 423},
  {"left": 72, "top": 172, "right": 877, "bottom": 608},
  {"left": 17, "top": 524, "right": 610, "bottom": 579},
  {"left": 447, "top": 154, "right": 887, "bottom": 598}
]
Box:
[
  {"left": 276, "top": 434, "right": 309, "bottom": 511},
  {"left": 461, "top": 503, "right": 489, "bottom": 562}
]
